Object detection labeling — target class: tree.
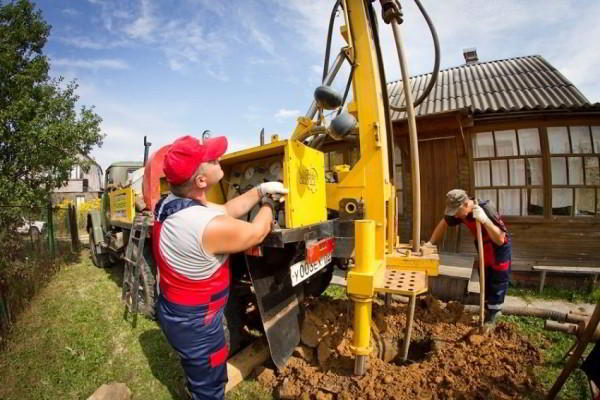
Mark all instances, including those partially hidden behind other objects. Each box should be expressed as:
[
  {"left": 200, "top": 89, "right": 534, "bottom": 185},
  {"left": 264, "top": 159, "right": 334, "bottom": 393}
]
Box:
[{"left": 0, "top": 0, "right": 103, "bottom": 228}]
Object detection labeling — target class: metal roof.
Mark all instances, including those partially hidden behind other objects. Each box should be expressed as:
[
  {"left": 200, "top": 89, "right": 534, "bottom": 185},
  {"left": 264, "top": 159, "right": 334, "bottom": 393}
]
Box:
[{"left": 388, "top": 55, "right": 599, "bottom": 121}]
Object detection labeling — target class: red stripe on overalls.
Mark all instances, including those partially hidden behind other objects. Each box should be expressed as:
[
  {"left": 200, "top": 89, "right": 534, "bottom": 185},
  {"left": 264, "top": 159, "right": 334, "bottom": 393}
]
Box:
[
  {"left": 464, "top": 217, "right": 509, "bottom": 271},
  {"left": 152, "top": 220, "right": 230, "bottom": 308}
]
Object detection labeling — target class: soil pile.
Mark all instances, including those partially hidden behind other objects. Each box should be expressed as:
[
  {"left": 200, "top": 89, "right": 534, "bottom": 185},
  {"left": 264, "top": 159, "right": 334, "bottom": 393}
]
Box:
[{"left": 257, "top": 296, "right": 543, "bottom": 400}]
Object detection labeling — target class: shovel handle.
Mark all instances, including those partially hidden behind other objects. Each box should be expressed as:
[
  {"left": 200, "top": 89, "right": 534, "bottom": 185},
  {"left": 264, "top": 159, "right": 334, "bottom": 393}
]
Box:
[{"left": 476, "top": 221, "right": 485, "bottom": 327}]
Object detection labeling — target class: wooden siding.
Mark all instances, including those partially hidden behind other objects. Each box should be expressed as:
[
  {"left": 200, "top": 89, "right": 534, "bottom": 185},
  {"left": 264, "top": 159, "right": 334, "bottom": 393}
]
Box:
[
  {"left": 418, "top": 136, "right": 459, "bottom": 239},
  {"left": 396, "top": 112, "right": 600, "bottom": 272},
  {"left": 453, "top": 220, "right": 600, "bottom": 269}
]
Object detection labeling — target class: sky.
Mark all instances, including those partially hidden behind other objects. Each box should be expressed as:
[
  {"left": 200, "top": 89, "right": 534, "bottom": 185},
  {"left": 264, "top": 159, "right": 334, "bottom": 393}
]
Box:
[{"left": 33, "top": 0, "right": 600, "bottom": 171}]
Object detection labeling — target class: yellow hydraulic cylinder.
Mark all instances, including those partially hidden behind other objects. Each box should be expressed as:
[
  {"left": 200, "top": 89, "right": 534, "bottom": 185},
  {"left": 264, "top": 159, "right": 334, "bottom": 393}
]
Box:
[{"left": 349, "top": 219, "right": 377, "bottom": 375}]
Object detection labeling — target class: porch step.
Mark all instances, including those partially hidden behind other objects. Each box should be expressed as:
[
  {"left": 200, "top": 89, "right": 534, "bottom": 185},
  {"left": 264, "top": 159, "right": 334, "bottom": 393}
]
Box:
[{"left": 464, "top": 266, "right": 482, "bottom": 305}]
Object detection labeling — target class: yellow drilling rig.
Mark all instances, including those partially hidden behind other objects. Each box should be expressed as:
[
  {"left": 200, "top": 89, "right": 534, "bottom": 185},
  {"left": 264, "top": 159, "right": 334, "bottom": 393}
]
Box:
[
  {"left": 206, "top": 0, "right": 442, "bottom": 374},
  {"left": 89, "top": 0, "right": 442, "bottom": 376}
]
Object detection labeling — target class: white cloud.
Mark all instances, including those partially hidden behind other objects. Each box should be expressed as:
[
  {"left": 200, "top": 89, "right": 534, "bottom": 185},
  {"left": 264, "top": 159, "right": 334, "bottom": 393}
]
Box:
[
  {"left": 275, "top": 108, "right": 300, "bottom": 119},
  {"left": 248, "top": 26, "right": 275, "bottom": 55},
  {"left": 52, "top": 58, "right": 130, "bottom": 70},
  {"left": 58, "top": 36, "right": 129, "bottom": 50},
  {"left": 236, "top": 7, "right": 276, "bottom": 56},
  {"left": 124, "top": 0, "right": 156, "bottom": 40},
  {"left": 62, "top": 8, "right": 79, "bottom": 16},
  {"left": 113, "top": 10, "right": 130, "bottom": 19}
]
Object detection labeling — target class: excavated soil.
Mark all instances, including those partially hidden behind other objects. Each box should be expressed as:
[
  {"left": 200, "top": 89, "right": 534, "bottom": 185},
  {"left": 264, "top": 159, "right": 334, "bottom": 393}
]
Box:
[{"left": 255, "top": 296, "right": 544, "bottom": 400}]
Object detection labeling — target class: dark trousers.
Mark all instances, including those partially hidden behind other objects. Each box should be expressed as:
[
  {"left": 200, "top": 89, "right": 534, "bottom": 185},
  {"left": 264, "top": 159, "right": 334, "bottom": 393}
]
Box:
[
  {"left": 157, "top": 295, "right": 228, "bottom": 400},
  {"left": 485, "top": 264, "right": 510, "bottom": 311},
  {"left": 474, "top": 260, "right": 511, "bottom": 312}
]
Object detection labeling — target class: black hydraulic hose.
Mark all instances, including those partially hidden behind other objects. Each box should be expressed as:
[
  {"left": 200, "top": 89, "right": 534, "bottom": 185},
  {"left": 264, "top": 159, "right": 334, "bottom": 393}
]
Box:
[
  {"left": 322, "top": 0, "right": 341, "bottom": 84},
  {"left": 369, "top": 1, "right": 396, "bottom": 185},
  {"left": 336, "top": 64, "right": 355, "bottom": 116},
  {"left": 390, "top": 0, "right": 440, "bottom": 112}
]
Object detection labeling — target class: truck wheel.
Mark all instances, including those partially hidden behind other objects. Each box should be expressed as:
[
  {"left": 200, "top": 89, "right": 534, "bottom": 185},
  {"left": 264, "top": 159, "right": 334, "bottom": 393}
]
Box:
[
  {"left": 126, "top": 242, "right": 157, "bottom": 319},
  {"left": 137, "top": 257, "right": 157, "bottom": 319},
  {"left": 88, "top": 228, "right": 111, "bottom": 268},
  {"left": 223, "top": 291, "right": 244, "bottom": 355}
]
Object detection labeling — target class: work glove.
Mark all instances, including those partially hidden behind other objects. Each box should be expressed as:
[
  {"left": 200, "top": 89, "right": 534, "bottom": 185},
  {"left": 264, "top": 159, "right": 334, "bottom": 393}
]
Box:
[
  {"left": 472, "top": 204, "right": 491, "bottom": 225},
  {"left": 257, "top": 182, "right": 288, "bottom": 202}
]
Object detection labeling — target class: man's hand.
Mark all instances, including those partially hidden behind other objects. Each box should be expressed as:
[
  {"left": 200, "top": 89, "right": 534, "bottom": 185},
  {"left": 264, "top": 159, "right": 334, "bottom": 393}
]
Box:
[
  {"left": 473, "top": 204, "right": 491, "bottom": 225},
  {"left": 257, "top": 182, "right": 288, "bottom": 202}
]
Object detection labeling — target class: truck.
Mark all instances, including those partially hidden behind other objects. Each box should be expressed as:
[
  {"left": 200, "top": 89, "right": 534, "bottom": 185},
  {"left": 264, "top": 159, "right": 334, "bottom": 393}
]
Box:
[{"left": 87, "top": 0, "right": 441, "bottom": 373}]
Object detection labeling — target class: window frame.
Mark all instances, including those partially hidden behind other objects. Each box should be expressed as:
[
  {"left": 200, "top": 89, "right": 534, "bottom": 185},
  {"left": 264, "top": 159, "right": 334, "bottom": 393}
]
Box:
[
  {"left": 546, "top": 125, "right": 600, "bottom": 218},
  {"left": 472, "top": 128, "right": 544, "bottom": 217},
  {"left": 469, "top": 122, "right": 600, "bottom": 223}
]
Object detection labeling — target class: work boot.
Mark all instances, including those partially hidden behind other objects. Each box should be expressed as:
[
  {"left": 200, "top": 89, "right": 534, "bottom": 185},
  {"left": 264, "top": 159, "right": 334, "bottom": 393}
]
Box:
[{"left": 484, "top": 310, "right": 502, "bottom": 325}]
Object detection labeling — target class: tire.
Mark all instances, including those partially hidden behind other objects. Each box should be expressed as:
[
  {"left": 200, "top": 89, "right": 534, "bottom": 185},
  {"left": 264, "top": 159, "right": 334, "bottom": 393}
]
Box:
[
  {"left": 88, "top": 228, "right": 111, "bottom": 268},
  {"left": 125, "top": 242, "right": 157, "bottom": 319},
  {"left": 223, "top": 291, "right": 244, "bottom": 355}
]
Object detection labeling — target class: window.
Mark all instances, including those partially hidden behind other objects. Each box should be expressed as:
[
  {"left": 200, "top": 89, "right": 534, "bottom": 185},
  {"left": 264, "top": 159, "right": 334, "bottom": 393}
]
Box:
[
  {"left": 473, "top": 129, "right": 544, "bottom": 216},
  {"left": 70, "top": 165, "right": 81, "bottom": 180},
  {"left": 548, "top": 126, "right": 600, "bottom": 216}
]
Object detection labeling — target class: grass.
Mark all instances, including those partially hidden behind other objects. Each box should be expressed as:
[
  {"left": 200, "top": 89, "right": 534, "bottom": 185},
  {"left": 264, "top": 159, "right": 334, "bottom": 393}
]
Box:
[
  {"left": 508, "top": 283, "right": 600, "bottom": 304},
  {"left": 501, "top": 314, "right": 593, "bottom": 400}
]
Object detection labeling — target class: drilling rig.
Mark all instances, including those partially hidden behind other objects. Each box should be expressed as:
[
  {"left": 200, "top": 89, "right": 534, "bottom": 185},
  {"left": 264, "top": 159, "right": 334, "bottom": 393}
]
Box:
[{"left": 88, "top": 0, "right": 441, "bottom": 375}]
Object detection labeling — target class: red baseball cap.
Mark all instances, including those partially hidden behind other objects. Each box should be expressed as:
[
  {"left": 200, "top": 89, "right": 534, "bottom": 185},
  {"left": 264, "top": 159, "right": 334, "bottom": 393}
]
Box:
[{"left": 163, "top": 135, "right": 228, "bottom": 184}]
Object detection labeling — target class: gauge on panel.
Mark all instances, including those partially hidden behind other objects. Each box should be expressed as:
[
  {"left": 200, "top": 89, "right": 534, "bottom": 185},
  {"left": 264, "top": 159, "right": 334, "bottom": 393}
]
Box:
[
  {"left": 269, "top": 161, "right": 282, "bottom": 179},
  {"left": 244, "top": 167, "right": 255, "bottom": 180}
]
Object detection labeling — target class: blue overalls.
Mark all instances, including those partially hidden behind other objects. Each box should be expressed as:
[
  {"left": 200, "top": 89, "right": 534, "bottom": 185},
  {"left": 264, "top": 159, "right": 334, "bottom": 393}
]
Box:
[{"left": 153, "top": 197, "right": 230, "bottom": 399}]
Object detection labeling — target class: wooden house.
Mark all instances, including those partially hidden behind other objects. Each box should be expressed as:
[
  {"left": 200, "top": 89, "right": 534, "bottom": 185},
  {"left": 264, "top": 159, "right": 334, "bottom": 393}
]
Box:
[
  {"left": 52, "top": 154, "right": 103, "bottom": 207},
  {"left": 389, "top": 51, "right": 600, "bottom": 274}
]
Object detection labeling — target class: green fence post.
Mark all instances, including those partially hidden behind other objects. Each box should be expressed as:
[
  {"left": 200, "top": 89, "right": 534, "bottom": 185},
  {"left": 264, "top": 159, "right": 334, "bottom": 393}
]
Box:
[{"left": 47, "top": 202, "right": 55, "bottom": 259}]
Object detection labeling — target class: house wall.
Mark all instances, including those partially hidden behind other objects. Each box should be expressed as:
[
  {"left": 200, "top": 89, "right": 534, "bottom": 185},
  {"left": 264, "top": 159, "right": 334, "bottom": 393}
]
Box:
[
  {"left": 397, "top": 112, "right": 600, "bottom": 270},
  {"left": 54, "top": 159, "right": 103, "bottom": 194}
]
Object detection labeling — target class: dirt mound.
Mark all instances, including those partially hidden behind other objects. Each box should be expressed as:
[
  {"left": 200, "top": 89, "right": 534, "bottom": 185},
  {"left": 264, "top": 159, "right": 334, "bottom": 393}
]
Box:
[{"left": 257, "top": 296, "right": 543, "bottom": 400}]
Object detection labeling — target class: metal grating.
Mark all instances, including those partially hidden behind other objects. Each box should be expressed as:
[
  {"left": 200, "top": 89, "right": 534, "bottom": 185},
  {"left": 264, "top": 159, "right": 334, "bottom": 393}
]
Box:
[
  {"left": 376, "top": 269, "right": 428, "bottom": 295},
  {"left": 387, "top": 55, "right": 600, "bottom": 121}
]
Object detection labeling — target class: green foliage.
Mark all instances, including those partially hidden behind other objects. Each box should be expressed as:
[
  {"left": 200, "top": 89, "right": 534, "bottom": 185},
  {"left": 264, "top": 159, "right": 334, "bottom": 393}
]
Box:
[
  {"left": 323, "top": 284, "right": 347, "bottom": 300},
  {"left": 0, "top": 0, "right": 103, "bottom": 229}
]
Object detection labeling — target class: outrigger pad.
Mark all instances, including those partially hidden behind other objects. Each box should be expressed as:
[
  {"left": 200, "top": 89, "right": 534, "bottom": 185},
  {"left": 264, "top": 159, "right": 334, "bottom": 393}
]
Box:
[{"left": 245, "top": 248, "right": 304, "bottom": 370}]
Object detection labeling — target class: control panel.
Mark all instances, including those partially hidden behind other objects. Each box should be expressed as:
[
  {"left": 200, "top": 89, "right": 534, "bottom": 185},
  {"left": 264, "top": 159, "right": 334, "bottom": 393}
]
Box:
[
  {"left": 226, "top": 156, "right": 286, "bottom": 226},
  {"left": 209, "top": 139, "right": 327, "bottom": 230}
]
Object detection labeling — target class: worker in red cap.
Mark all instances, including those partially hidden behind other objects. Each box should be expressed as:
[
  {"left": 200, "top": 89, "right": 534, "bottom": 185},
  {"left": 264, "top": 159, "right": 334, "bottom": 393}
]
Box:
[{"left": 151, "top": 135, "right": 287, "bottom": 399}]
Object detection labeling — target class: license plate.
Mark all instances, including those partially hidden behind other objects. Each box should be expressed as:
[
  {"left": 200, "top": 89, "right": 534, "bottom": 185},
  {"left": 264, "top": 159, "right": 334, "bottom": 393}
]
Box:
[{"left": 290, "top": 237, "right": 335, "bottom": 287}]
